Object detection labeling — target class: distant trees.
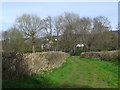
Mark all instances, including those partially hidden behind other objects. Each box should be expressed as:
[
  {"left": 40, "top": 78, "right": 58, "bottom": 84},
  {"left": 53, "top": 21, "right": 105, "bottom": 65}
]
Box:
[
  {"left": 2, "top": 30, "right": 9, "bottom": 52},
  {"left": 41, "top": 16, "right": 54, "bottom": 50},
  {"left": 2, "top": 27, "right": 25, "bottom": 52},
  {"left": 90, "top": 31, "right": 118, "bottom": 51},
  {"left": 1, "top": 12, "right": 119, "bottom": 53},
  {"left": 58, "top": 14, "right": 118, "bottom": 53},
  {"left": 75, "top": 17, "right": 92, "bottom": 51},
  {"left": 89, "top": 16, "right": 117, "bottom": 51},
  {"left": 92, "top": 16, "right": 111, "bottom": 33},
  {"left": 53, "top": 15, "right": 64, "bottom": 37},
  {"left": 42, "top": 16, "right": 54, "bottom": 37},
  {"left": 58, "top": 12, "right": 80, "bottom": 53}
]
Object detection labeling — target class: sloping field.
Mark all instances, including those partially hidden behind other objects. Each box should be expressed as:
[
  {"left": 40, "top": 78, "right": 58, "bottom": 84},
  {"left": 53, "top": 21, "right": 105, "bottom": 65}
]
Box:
[{"left": 3, "top": 56, "right": 119, "bottom": 88}]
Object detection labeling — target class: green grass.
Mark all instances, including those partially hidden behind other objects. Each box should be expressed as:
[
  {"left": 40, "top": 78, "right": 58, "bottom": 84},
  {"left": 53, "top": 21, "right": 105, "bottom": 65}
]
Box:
[{"left": 3, "top": 56, "right": 119, "bottom": 88}]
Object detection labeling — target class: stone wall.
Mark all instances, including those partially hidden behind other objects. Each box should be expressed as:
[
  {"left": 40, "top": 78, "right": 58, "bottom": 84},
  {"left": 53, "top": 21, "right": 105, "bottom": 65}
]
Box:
[{"left": 2, "top": 51, "right": 69, "bottom": 80}]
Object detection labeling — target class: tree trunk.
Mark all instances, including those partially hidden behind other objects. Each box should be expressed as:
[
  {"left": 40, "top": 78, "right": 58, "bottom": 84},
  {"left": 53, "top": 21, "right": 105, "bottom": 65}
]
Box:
[
  {"left": 32, "top": 44, "right": 35, "bottom": 53},
  {"left": 32, "top": 37, "right": 35, "bottom": 53}
]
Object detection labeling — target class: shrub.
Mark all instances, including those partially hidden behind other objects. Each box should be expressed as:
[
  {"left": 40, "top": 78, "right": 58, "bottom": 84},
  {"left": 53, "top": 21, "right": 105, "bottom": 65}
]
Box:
[
  {"left": 80, "top": 50, "right": 119, "bottom": 61},
  {"left": 75, "top": 48, "right": 83, "bottom": 56},
  {"left": 2, "top": 51, "right": 69, "bottom": 80}
]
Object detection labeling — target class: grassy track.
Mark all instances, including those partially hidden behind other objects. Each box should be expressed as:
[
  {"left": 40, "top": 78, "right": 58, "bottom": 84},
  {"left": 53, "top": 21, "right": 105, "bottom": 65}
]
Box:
[{"left": 3, "top": 56, "right": 119, "bottom": 88}]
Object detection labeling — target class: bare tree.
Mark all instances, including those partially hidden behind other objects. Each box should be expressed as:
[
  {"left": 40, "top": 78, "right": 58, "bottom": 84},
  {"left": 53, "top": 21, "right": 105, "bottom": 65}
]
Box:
[
  {"left": 88, "top": 16, "right": 112, "bottom": 51},
  {"left": 15, "top": 14, "right": 42, "bottom": 53},
  {"left": 92, "top": 16, "right": 111, "bottom": 33},
  {"left": 58, "top": 12, "right": 80, "bottom": 53},
  {"left": 53, "top": 15, "right": 64, "bottom": 37},
  {"left": 74, "top": 17, "right": 92, "bottom": 51},
  {"left": 42, "top": 16, "right": 53, "bottom": 37},
  {"left": 62, "top": 12, "right": 80, "bottom": 31},
  {"left": 42, "top": 16, "right": 55, "bottom": 51}
]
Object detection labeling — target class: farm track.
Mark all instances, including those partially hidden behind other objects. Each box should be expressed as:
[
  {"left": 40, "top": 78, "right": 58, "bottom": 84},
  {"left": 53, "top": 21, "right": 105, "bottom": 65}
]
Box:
[{"left": 58, "top": 58, "right": 109, "bottom": 88}]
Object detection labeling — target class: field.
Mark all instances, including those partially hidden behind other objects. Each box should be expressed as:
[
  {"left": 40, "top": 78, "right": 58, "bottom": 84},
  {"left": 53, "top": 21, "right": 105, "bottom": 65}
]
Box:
[{"left": 3, "top": 56, "right": 119, "bottom": 88}]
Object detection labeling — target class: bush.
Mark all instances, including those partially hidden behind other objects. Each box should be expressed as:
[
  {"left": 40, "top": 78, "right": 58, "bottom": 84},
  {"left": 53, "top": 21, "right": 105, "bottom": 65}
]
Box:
[
  {"left": 2, "top": 51, "right": 69, "bottom": 80},
  {"left": 80, "top": 50, "right": 119, "bottom": 61},
  {"left": 75, "top": 48, "right": 83, "bottom": 56}
]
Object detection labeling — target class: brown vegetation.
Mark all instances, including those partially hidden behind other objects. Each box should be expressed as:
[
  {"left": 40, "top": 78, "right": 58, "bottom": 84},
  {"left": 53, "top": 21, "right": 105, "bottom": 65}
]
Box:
[
  {"left": 80, "top": 50, "right": 119, "bottom": 61},
  {"left": 2, "top": 51, "right": 69, "bottom": 80}
]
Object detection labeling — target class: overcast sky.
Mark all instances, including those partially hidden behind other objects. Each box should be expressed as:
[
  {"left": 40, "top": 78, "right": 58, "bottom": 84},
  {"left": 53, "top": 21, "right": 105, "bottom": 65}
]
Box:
[{"left": 0, "top": 2, "right": 118, "bottom": 31}]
